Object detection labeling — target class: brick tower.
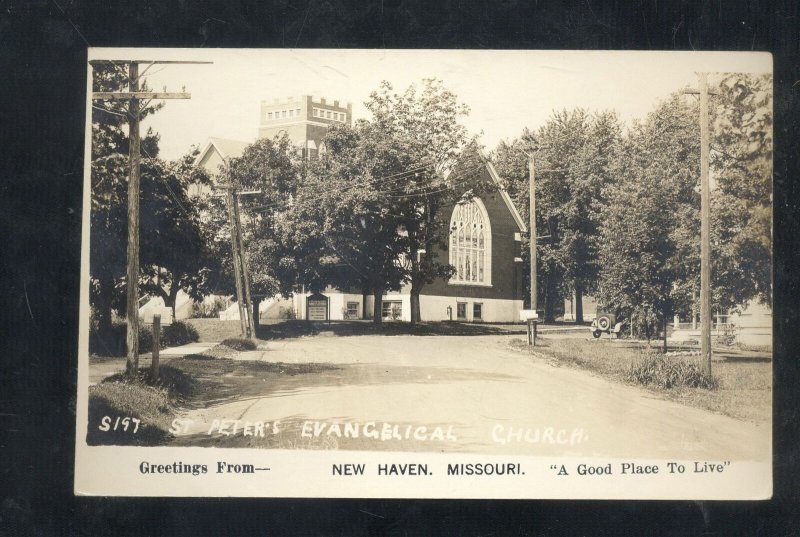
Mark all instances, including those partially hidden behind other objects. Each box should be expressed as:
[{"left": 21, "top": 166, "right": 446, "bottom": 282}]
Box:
[{"left": 258, "top": 95, "right": 352, "bottom": 159}]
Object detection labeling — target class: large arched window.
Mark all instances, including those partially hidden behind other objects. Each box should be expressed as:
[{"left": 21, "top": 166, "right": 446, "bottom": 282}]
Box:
[{"left": 449, "top": 198, "right": 491, "bottom": 286}]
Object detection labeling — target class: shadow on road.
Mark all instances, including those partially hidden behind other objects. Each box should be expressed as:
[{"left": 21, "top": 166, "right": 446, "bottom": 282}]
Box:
[
  {"left": 168, "top": 355, "right": 523, "bottom": 411},
  {"left": 254, "top": 320, "right": 533, "bottom": 339}
]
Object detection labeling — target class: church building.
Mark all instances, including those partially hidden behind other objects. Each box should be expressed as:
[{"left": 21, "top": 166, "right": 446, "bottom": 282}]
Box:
[
  {"left": 293, "top": 156, "right": 527, "bottom": 323},
  {"left": 192, "top": 95, "right": 527, "bottom": 323}
]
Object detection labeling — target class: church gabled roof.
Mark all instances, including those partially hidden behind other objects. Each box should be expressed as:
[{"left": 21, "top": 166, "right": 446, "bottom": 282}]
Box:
[
  {"left": 443, "top": 147, "right": 527, "bottom": 234},
  {"left": 482, "top": 158, "right": 528, "bottom": 234},
  {"left": 194, "top": 137, "right": 251, "bottom": 168}
]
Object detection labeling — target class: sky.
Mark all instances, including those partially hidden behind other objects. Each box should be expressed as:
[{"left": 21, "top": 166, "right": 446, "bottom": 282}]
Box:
[{"left": 88, "top": 49, "right": 771, "bottom": 161}]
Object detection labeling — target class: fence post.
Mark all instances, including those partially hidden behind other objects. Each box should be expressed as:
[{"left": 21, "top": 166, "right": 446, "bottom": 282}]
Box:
[{"left": 151, "top": 314, "right": 160, "bottom": 381}]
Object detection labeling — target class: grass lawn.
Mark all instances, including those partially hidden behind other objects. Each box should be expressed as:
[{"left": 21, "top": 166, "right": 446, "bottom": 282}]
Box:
[
  {"left": 87, "top": 339, "right": 338, "bottom": 446},
  {"left": 189, "top": 317, "right": 539, "bottom": 342},
  {"left": 185, "top": 318, "right": 243, "bottom": 342},
  {"left": 252, "top": 319, "right": 531, "bottom": 338},
  {"left": 509, "top": 336, "right": 771, "bottom": 424}
]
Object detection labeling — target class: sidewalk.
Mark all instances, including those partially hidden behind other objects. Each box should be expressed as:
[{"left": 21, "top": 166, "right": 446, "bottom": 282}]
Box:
[{"left": 88, "top": 341, "right": 219, "bottom": 385}]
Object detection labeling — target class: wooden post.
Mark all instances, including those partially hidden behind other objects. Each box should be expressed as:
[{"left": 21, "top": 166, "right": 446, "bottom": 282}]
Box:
[
  {"left": 226, "top": 188, "right": 247, "bottom": 337},
  {"left": 699, "top": 72, "right": 712, "bottom": 376},
  {"left": 151, "top": 314, "right": 160, "bottom": 381},
  {"left": 125, "top": 61, "right": 141, "bottom": 377}
]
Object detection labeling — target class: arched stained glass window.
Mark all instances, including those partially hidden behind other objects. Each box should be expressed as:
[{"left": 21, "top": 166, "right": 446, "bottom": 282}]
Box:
[{"left": 449, "top": 198, "right": 491, "bottom": 286}]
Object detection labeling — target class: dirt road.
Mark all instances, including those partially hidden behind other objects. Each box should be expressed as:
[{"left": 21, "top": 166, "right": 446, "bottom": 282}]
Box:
[{"left": 173, "top": 334, "right": 770, "bottom": 460}]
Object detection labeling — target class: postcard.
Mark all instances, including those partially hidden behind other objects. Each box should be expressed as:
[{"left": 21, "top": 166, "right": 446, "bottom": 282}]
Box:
[{"left": 75, "top": 48, "right": 772, "bottom": 498}]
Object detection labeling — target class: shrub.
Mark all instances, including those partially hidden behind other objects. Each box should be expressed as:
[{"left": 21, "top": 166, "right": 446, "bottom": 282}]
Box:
[
  {"left": 221, "top": 337, "right": 257, "bottom": 351},
  {"left": 627, "top": 351, "right": 719, "bottom": 390},
  {"left": 89, "top": 320, "right": 198, "bottom": 356},
  {"left": 191, "top": 296, "right": 229, "bottom": 318},
  {"left": 161, "top": 321, "right": 199, "bottom": 347},
  {"left": 89, "top": 321, "right": 153, "bottom": 356}
]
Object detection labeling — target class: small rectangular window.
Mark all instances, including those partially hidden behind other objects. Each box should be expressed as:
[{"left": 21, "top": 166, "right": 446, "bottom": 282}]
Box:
[
  {"left": 326, "top": 111, "right": 331, "bottom": 119},
  {"left": 473, "top": 303, "right": 483, "bottom": 321},
  {"left": 296, "top": 108, "right": 301, "bottom": 116},
  {"left": 457, "top": 302, "right": 467, "bottom": 320},
  {"left": 267, "top": 112, "right": 273, "bottom": 120},
  {"left": 382, "top": 301, "right": 402, "bottom": 321},
  {"left": 282, "top": 110, "right": 287, "bottom": 118},
  {"left": 346, "top": 302, "right": 359, "bottom": 319}
]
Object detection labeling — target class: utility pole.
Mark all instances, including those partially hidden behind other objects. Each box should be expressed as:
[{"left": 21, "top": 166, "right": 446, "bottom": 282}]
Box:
[
  {"left": 225, "top": 187, "right": 248, "bottom": 338},
  {"left": 124, "top": 62, "right": 141, "bottom": 376},
  {"left": 529, "top": 154, "right": 538, "bottom": 314},
  {"left": 232, "top": 192, "right": 256, "bottom": 338},
  {"left": 91, "top": 59, "right": 210, "bottom": 377},
  {"left": 216, "top": 182, "right": 262, "bottom": 339},
  {"left": 523, "top": 153, "right": 538, "bottom": 345},
  {"left": 699, "top": 72, "right": 712, "bottom": 375}
]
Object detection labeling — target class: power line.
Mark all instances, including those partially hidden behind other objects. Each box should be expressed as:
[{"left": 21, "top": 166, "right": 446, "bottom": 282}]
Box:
[
  {"left": 244, "top": 162, "right": 436, "bottom": 213},
  {"left": 139, "top": 144, "right": 192, "bottom": 217},
  {"left": 92, "top": 104, "right": 127, "bottom": 118}
]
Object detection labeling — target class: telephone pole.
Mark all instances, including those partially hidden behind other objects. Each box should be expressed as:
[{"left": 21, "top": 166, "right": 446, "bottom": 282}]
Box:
[
  {"left": 91, "top": 59, "right": 210, "bottom": 376},
  {"left": 528, "top": 154, "right": 538, "bottom": 314},
  {"left": 124, "top": 62, "right": 141, "bottom": 376},
  {"left": 232, "top": 192, "right": 256, "bottom": 338},
  {"left": 217, "top": 182, "right": 261, "bottom": 339},
  {"left": 699, "top": 72, "right": 712, "bottom": 375},
  {"left": 225, "top": 187, "right": 248, "bottom": 338}
]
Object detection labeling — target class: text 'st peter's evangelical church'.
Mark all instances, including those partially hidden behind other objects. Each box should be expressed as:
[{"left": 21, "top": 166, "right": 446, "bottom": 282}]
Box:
[{"left": 193, "top": 94, "right": 525, "bottom": 323}]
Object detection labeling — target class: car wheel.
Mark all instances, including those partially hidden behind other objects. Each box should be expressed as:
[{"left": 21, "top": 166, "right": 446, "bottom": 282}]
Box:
[
  {"left": 592, "top": 330, "right": 602, "bottom": 339},
  {"left": 597, "top": 316, "right": 611, "bottom": 331}
]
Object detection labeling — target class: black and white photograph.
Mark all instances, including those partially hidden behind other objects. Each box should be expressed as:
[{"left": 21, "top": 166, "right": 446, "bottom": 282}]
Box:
[{"left": 75, "top": 48, "right": 772, "bottom": 499}]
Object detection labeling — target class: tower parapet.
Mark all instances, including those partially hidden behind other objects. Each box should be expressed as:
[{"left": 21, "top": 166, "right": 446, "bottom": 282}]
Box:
[{"left": 258, "top": 95, "right": 352, "bottom": 159}]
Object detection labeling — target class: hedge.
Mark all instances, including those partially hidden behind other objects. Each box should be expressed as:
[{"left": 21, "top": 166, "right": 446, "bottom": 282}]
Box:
[{"left": 89, "top": 320, "right": 198, "bottom": 356}]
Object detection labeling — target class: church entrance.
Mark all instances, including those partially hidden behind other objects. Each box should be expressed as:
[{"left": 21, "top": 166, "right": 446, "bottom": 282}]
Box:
[{"left": 306, "top": 293, "right": 329, "bottom": 321}]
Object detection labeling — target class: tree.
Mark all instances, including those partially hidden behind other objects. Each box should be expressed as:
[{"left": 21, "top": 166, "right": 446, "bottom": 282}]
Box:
[
  {"left": 597, "top": 75, "right": 772, "bottom": 348},
  {"left": 364, "top": 78, "right": 483, "bottom": 325},
  {"left": 492, "top": 133, "right": 564, "bottom": 320},
  {"left": 226, "top": 134, "right": 304, "bottom": 319},
  {"left": 138, "top": 151, "right": 215, "bottom": 320},
  {"left": 710, "top": 73, "right": 772, "bottom": 309},
  {"left": 298, "top": 122, "right": 414, "bottom": 325},
  {"left": 596, "top": 95, "right": 700, "bottom": 349},
  {"left": 90, "top": 64, "right": 161, "bottom": 338},
  {"left": 493, "top": 110, "right": 622, "bottom": 322},
  {"left": 533, "top": 109, "right": 622, "bottom": 322}
]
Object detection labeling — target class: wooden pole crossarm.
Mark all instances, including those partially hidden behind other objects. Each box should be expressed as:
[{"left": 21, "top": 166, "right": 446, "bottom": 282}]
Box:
[{"left": 92, "top": 92, "right": 191, "bottom": 100}]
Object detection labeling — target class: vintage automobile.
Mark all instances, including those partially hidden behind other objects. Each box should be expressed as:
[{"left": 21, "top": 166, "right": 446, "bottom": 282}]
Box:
[{"left": 590, "top": 312, "right": 625, "bottom": 339}]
